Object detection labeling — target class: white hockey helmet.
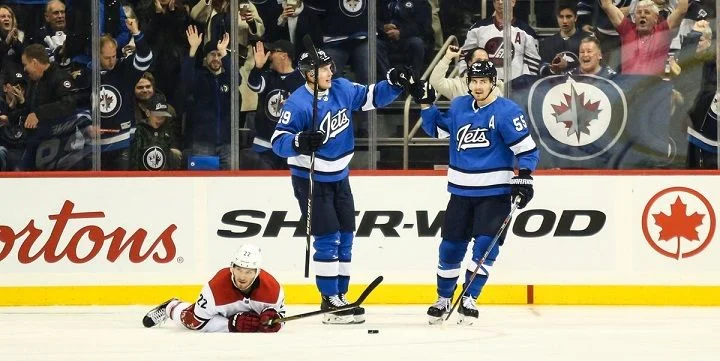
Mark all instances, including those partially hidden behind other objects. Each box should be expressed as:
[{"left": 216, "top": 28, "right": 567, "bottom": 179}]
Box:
[{"left": 230, "top": 244, "right": 262, "bottom": 271}]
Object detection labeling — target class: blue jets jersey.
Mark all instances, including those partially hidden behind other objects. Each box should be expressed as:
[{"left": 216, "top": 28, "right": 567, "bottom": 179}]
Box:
[
  {"left": 421, "top": 96, "right": 539, "bottom": 197},
  {"left": 271, "top": 78, "right": 402, "bottom": 182}
]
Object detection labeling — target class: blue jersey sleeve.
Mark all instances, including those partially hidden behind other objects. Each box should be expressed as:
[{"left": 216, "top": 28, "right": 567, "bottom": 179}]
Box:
[
  {"left": 497, "top": 103, "right": 539, "bottom": 172},
  {"left": 347, "top": 79, "right": 402, "bottom": 112},
  {"left": 420, "top": 105, "right": 452, "bottom": 139},
  {"left": 271, "top": 99, "right": 309, "bottom": 158}
]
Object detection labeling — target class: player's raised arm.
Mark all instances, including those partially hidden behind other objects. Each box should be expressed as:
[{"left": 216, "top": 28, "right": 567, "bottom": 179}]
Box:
[
  {"left": 345, "top": 66, "right": 412, "bottom": 111},
  {"left": 412, "top": 81, "right": 450, "bottom": 138}
]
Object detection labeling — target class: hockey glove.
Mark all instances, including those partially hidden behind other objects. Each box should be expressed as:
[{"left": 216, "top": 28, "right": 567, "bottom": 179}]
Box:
[
  {"left": 510, "top": 169, "right": 534, "bottom": 209},
  {"left": 386, "top": 66, "right": 415, "bottom": 90},
  {"left": 293, "top": 130, "right": 325, "bottom": 155},
  {"left": 258, "top": 309, "right": 282, "bottom": 333},
  {"left": 411, "top": 81, "right": 436, "bottom": 105},
  {"left": 229, "top": 311, "right": 261, "bottom": 333}
]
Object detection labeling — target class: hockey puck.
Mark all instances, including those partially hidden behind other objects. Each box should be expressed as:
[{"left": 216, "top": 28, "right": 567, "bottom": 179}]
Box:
[{"left": 367, "top": 329, "right": 379, "bottom": 334}]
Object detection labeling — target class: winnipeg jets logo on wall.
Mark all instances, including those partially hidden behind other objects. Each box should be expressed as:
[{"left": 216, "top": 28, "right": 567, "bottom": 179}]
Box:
[
  {"left": 339, "top": 0, "right": 365, "bottom": 17},
  {"left": 319, "top": 108, "right": 350, "bottom": 140},
  {"left": 265, "top": 89, "right": 291, "bottom": 123},
  {"left": 527, "top": 75, "right": 627, "bottom": 161},
  {"left": 456, "top": 123, "right": 490, "bottom": 151},
  {"left": 99, "top": 85, "right": 122, "bottom": 118},
  {"left": 143, "top": 146, "right": 166, "bottom": 170}
]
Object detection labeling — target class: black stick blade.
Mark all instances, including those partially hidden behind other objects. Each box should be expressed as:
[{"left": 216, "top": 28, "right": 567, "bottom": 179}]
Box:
[
  {"left": 275, "top": 276, "right": 384, "bottom": 324},
  {"left": 302, "top": 34, "right": 319, "bottom": 62}
]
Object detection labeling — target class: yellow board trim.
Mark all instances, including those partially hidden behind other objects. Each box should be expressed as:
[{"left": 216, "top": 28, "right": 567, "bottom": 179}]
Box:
[
  {"left": 534, "top": 285, "right": 720, "bottom": 306},
  {"left": 1, "top": 285, "right": 719, "bottom": 306}
]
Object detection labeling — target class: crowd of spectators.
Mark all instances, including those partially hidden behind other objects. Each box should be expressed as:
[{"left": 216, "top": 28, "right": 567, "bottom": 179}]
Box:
[{"left": 0, "top": 0, "right": 716, "bottom": 171}]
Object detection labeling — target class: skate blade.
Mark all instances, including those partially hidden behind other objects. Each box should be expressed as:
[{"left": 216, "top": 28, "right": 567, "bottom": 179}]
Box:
[
  {"left": 322, "top": 314, "right": 355, "bottom": 324},
  {"left": 456, "top": 314, "right": 476, "bottom": 325},
  {"left": 352, "top": 315, "right": 366, "bottom": 324},
  {"left": 428, "top": 315, "right": 445, "bottom": 325}
]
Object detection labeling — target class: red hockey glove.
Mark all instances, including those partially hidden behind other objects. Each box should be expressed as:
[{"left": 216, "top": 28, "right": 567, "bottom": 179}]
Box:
[
  {"left": 258, "top": 309, "right": 282, "bottom": 333},
  {"left": 230, "top": 312, "right": 261, "bottom": 333}
]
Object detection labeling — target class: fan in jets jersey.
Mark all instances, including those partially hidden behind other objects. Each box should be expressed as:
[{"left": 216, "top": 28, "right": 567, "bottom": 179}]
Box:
[
  {"left": 411, "top": 61, "right": 538, "bottom": 325},
  {"left": 247, "top": 40, "right": 305, "bottom": 169},
  {"left": 455, "top": 0, "right": 541, "bottom": 79},
  {"left": 76, "top": 19, "right": 153, "bottom": 154},
  {"left": 271, "top": 49, "right": 409, "bottom": 324},
  {"left": 142, "top": 244, "right": 286, "bottom": 333}
]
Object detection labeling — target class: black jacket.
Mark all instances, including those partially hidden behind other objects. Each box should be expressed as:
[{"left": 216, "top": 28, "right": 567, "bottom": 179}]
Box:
[
  {"left": 181, "top": 55, "right": 234, "bottom": 145},
  {"left": 26, "top": 63, "right": 76, "bottom": 125}
]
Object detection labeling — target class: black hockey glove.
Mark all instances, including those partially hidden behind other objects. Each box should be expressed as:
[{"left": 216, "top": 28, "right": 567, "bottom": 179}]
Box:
[
  {"left": 294, "top": 130, "right": 325, "bottom": 155},
  {"left": 411, "top": 81, "right": 436, "bottom": 105},
  {"left": 510, "top": 169, "right": 534, "bottom": 209},
  {"left": 386, "top": 66, "right": 415, "bottom": 90}
]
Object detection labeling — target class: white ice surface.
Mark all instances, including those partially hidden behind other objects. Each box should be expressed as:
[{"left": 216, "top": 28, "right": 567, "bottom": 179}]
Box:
[{"left": 1, "top": 305, "right": 719, "bottom": 361}]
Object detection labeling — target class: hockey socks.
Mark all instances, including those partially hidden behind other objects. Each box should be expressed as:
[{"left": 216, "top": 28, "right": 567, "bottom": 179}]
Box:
[
  {"left": 313, "top": 232, "right": 341, "bottom": 295},
  {"left": 338, "top": 231, "right": 353, "bottom": 294},
  {"left": 436, "top": 238, "right": 468, "bottom": 297}
]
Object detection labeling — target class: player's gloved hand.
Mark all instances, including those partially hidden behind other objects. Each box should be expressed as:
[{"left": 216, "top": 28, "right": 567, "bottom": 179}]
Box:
[
  {"left": 510, "top": 169, "right": 534, "bottom": 209},
  {"left": 230, "top": 311, "right": 261, "bottom": 333},
  {"left": 258, "top": 309, "right": 282, "bottom": 333},
  {"left": 411, "top": 81, "right": 436, "bottom": 105},
  {"left": 386, "top": 66, "right": 415, "bottom": 90},
  {"left": 293, "top": 130, "right": 325, "bottom": 155}
]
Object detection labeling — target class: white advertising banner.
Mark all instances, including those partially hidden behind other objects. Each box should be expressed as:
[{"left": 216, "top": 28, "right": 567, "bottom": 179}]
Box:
[{"left": 0, "top": 174, "right": 718, "bottom": 287}]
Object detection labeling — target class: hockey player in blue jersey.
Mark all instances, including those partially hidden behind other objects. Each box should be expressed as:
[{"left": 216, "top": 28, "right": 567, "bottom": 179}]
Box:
[
  {"left": 271, "top": 49, "right": 412, "bottom": 324},
  {"left": 412, "top": 61, "right": 539, "bottom": 325}
]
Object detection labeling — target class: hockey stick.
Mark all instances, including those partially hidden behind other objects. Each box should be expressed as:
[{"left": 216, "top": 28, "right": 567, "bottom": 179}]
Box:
[
  {"left": 444, "top": 197, "right": 521, "bottom": 322},
  {"left": 269, "top": 276, "right": 384, "bottom": 325},
  {"left": 302, "top": 35, "right": 320, "bottom": 279}
]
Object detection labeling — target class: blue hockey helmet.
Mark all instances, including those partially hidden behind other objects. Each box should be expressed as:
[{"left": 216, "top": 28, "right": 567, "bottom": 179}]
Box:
[{"left": 298, "top": 49, "right": 336, "bottom": 78}]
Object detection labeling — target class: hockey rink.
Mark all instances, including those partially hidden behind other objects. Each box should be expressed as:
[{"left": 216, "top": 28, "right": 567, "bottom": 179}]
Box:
[{"left": 1, "top": 305, "right": 719, "bottom": 361}]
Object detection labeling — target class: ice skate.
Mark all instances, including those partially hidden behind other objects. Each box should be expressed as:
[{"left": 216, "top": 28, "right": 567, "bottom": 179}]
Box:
[
  {"left": 142, "top": 298, "right": 176, "bottom": 328},
  {"left": 340, "top": 293, "right": 365, "bottom": 324},
  {"left": 427, "top": 296, "right": 451, "bottom": 325},
  {"left": 457, "top": 296, "right": 478, "bottom": 325},
  {"left": 321, "top": 295, "right": 355, "bottom": 324}
]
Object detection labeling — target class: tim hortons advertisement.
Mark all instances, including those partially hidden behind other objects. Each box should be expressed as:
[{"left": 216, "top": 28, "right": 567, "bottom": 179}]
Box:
[
  {"left": 0, "top": 174, "right": 718, "bottom": 287},
  {"left": 0, "top": 178, "right": 195, "bottom": 286}
]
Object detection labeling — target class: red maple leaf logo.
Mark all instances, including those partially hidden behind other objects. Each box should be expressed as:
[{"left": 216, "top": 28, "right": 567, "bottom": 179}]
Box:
[{"left": 652, "top": 196, "right": 705, "bottom": 260}]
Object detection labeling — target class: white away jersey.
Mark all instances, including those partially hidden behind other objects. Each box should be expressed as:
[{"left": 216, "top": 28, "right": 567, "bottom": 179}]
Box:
[
  {"left": 181, "top": 268, "right": 285, "bottom": 331},
  {"left": 456, "top": 17, "right": 541, "bottom": 79}
]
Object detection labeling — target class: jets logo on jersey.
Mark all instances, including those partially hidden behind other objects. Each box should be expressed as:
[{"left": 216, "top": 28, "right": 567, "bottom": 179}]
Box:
[
  {"left": 143, "top": 146, "right": 166, "bottom": 170},
  {"left": 99, "top": 85, "right": 122, "bottom": 118},
  {"left": 339, "top": 0, "right": 365, "bottom": 17},
  {"left": 265, "top": 89, "right": 291, "bottom": 123},
  {"left": 555, "top": 51, "right": 579, "bottom": 72},
  {"left": 484, "top": 37, "right": 516, "bottom": 69},
  {"left": 527, "top": 75, "right": 626, "bottom": 161},
  {"left": 319, "top": 108, "right": 350, "bottom": 140},
  {"left": 456, "top": 123, "right": 490, "bottom": 151}
]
